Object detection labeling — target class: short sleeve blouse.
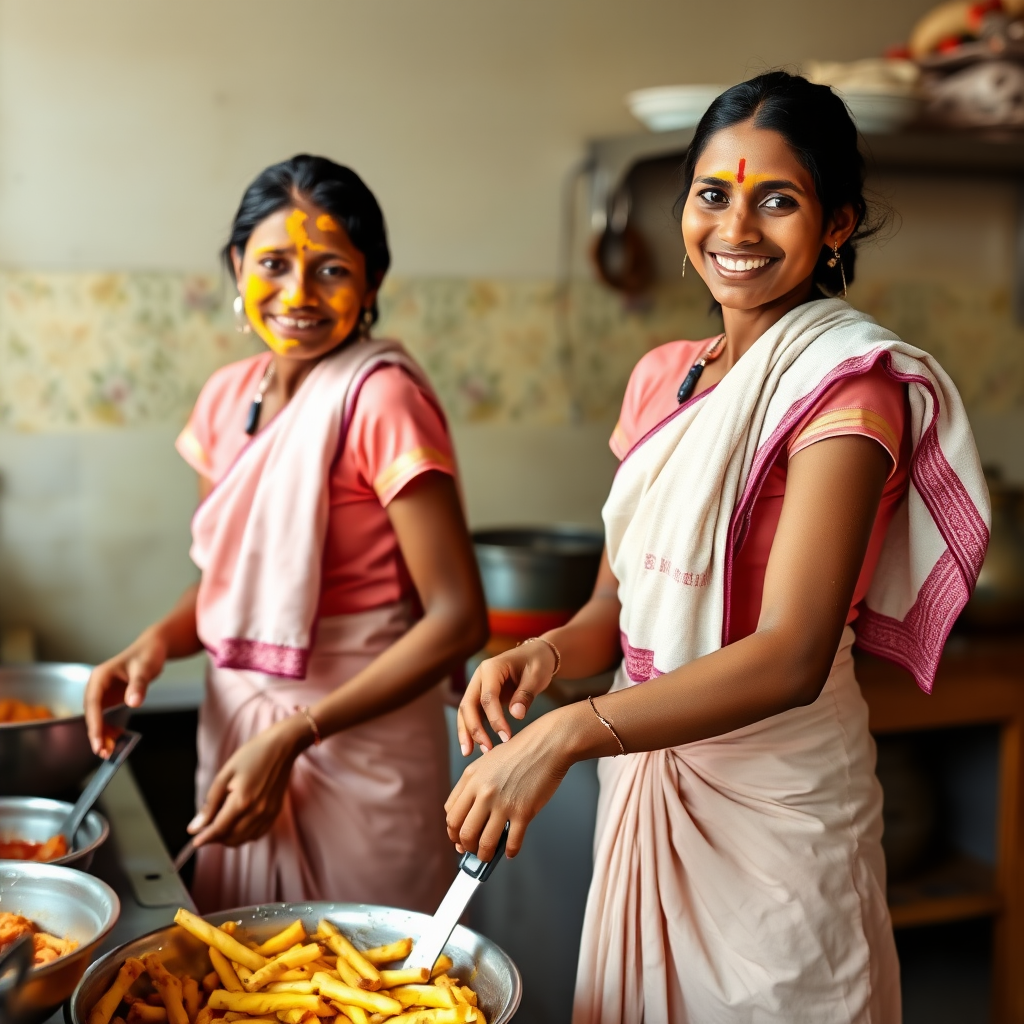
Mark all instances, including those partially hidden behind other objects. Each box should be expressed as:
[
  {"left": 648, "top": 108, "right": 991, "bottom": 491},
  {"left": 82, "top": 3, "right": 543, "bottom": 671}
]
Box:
[
  {"left": 176, "top": 353, "right": 456, "bottom": 616},
  {"left": 610, "top": 338, "right": 910, "bottom": 643}
]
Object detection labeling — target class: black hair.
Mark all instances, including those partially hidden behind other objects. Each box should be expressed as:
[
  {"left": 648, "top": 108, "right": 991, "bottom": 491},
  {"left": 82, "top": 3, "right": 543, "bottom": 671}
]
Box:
[
  {"left": 223, "top": 154, "right": 390, "bottom": 323},
  {"left": 679, "top": 71, "right": 882, "bottom": 296}
]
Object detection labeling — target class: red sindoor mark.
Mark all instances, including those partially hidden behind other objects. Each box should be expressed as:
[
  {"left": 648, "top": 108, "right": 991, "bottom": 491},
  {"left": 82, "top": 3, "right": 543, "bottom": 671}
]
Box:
[{"left": 736, "top": 158, "right": 746, "bottom": 184}]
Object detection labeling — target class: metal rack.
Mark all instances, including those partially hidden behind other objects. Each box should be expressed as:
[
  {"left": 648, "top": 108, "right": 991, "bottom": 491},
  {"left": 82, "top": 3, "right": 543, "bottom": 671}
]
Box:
[{"left": 585, "top": 128, "right": 1024, "bottom": 319}]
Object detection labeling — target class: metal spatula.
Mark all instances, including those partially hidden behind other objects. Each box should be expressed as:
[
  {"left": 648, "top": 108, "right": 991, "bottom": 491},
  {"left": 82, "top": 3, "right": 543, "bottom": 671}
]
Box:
[
  {"left": 59, "top": 730, "right": 141, "bottom": 846},
  {"left": 403, "top": 823, "right": 510, "bottom": 974}
]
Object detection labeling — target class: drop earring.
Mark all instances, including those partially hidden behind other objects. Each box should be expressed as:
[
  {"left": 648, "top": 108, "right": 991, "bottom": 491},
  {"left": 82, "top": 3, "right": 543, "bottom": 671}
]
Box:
[
  {"left": 358, "top": 307, "right": 373, "bottom": 339},
  {"left": 681, "top": 253, "right": 688, "bottom": 279},
  {"left": 233, "top": 295, "right": 251, "bottom": 333},
  {"left": 826, "top": 244, "right": 847, "bottom": 298}
]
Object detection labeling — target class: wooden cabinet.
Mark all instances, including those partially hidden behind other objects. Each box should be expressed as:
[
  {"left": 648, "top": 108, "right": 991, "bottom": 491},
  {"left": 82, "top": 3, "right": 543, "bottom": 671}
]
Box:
[{"left": 856, "top": 637, "right": 1024, "bottom": 1023}]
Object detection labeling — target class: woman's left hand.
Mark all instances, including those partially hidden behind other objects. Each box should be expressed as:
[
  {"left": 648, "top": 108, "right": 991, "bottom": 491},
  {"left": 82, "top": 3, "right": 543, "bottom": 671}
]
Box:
[
  {"left": 188, "top": 715, "right": 312, "bottom": 848},
  {"left": 444, "top": 711, "right": 574, "bottom": 861}
]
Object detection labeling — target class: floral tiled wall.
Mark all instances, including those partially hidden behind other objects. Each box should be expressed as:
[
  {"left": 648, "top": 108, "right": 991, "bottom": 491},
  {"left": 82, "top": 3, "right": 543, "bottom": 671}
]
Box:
[{"left": 0, "top": 270, "right": 1020, "bottom": 432}]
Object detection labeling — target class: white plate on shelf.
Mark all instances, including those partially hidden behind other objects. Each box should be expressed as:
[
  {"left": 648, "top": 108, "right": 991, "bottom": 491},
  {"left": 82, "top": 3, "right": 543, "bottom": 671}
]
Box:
[
  {"left": 839, "top": 90, "right": 922, "bottom": 133},
  {"left": 627, "top": 84, "right": 728, "bottom": 132}
]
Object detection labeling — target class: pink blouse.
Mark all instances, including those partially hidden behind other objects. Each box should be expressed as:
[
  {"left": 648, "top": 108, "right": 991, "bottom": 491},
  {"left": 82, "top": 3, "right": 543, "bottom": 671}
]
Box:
[
  {"left": 611, "top": 339, "right": 910, "bottom": 643},
  {"left": 177, "top": 352, "right": 455, "bottom": 616}
]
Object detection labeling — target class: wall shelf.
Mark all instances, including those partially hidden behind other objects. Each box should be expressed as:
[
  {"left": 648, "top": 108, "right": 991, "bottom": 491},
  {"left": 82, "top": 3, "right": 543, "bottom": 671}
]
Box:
[
  {"left": 856, "top": 637, "right": 1024, "bottom": 1021},
  {"left": 585, "top": 127, "right": 1024, "bottom": 320},
  {"left": 888, "top": 854, "right": 999, "bottom": 929}
]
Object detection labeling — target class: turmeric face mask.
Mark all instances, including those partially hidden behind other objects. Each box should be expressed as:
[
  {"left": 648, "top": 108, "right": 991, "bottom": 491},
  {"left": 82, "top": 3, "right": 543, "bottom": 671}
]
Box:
[{"left": 238, "top": 201, "right": 370, "bottom": 358}]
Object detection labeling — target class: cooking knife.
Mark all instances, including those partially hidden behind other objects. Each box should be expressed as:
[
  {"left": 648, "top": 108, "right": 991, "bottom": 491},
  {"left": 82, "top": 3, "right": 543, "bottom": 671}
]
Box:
[{"left": 404, "top": 823, "right": 510, "bottom": 974}]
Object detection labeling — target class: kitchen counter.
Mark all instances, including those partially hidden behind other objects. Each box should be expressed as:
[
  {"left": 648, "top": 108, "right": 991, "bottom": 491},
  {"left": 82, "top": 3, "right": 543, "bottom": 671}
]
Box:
[{"left": 46, "top": 765, "right": 193, "bottom": 1024}]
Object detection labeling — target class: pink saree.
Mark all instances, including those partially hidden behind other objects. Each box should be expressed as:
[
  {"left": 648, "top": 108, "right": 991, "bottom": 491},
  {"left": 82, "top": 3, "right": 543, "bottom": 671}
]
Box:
[
  {"left": 187, "top": 339, "right": 454, "bottom": 912},
  {"left": 574, "top": 299, "right": 989, "bottom": 1023}
]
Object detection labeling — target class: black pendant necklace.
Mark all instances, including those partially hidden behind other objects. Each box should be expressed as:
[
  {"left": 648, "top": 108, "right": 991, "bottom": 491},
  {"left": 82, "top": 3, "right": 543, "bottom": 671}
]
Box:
[
  {"left": 244, "top": 361, "right": 276, "bottom": 435},
  {"left": 676, "top": 334, "right": 726, "bottom": 404}
]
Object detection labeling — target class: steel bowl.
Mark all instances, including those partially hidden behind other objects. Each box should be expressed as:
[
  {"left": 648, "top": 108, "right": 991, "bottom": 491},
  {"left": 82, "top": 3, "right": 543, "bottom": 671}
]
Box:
[
  {"left": 0, "top": 798, "right": 109, "bottom": 871},
  {"left": 0, "top": 664, "right": 129, "bottom": 796},
  {"left": 69, "top": 903, "right": 522, "bottom": 1024},
  {"left": 0, "top": 861, "right": 120, "bottom": 1024},
  {"left": 473, "top": 525, "right": 603, "bottom": 638}
]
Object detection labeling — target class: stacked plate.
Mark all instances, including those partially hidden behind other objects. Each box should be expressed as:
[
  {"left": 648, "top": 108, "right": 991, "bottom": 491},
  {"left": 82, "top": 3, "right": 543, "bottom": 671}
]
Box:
[{"left": 626, "top": 85, "right": 727, "bottom": 132}]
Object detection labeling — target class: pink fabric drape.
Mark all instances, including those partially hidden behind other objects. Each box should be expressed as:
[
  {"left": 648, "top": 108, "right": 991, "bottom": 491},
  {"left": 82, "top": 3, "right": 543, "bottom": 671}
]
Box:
[
  {"left": 190, "top": 338, "right": 435, "bottom": 679},
  {"left": 574, "top": 630, "right": 900, "bottom": 1024},
  {"left": 192, "top": 601, "right": 455, "bottom": 913}
]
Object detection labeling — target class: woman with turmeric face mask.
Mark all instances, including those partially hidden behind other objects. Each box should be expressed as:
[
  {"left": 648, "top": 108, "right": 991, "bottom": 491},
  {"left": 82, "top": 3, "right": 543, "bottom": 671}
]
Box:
[{"left": 85, "top": 155, "right": 488, "bottom": 911}]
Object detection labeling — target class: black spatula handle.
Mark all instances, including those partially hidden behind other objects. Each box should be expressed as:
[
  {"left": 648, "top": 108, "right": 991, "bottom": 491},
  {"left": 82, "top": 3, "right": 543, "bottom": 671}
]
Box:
[{"left": 458, "top": 821, "right": 510, "bottom": 883}]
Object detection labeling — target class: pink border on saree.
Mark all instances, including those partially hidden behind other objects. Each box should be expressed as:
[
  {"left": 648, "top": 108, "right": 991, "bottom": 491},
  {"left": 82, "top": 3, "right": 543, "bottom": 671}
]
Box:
[{"left": 617, "top": 349, "right": 988, "bottom": 692}]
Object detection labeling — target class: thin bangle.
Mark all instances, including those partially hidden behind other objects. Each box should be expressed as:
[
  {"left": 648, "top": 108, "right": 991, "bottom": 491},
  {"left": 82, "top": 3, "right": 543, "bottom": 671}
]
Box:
[
  {"left": 588, "top": 696, "right": 626, "bottom": 756},
  {"left": 293, "top": 704, "right": 321, "bottom": 747},
  {"left": 516, "top": 636, "right": 561, "bottom": 676}
]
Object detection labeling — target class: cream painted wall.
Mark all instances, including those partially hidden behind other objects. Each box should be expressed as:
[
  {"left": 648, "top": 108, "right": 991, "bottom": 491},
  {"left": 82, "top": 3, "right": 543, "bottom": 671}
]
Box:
[{"left": 0, "top": 0, "right": 937, "bottom": 277}]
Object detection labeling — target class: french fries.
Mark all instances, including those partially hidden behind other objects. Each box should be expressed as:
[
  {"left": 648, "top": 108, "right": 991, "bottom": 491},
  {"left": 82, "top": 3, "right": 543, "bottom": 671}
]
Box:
[
  {"left": 310, "top": 974, "right": 399, "bottom": 1015},
  {"left": 209, "top": 950, "right": 244, "bottom": 993},
  {"left": 255, "top": 921, "right": 307, "bottom": 958},
  {"left": 378, "top": 971, "right": 429, "bottom": 989},
  {"left": 316, "top": 921, "right": 382, "bottom": 992},
  {"left": 89, "top": 958, "right": 146, "bottom": 1024},
  {"left": 362, "top": 939, "right": 413, "bottom": 967},
  {"left": 245, "top": 945, "right": 323, "bottom": 991},
  {"left": 389, "top": 988, "right": 455, "bottom": 1010},
  {"left": 183, "top": 976, "right": 202, "bottom": 1022},
  {"left": 87, "top": 911, "right": 485, "bottom": 1024},
  {"left": 430, "top": 957, "right": 453, "bottom": 981},
  {"left": 174, "top": 911, "right": 267, "bottom": 972},
  {"left": 142, "top": 954, "right": 190, "bottom": 1024}
]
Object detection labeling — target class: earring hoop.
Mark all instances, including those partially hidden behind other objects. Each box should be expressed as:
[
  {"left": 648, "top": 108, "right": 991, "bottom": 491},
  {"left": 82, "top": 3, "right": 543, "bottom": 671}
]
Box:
[
  {"left": 233, "top": 294, "right": 251, "bottom": 334},
  {"left": 681, "top": 253, "right": 688, "bottom": 279},
  {"left": 826, "top": 244, "right": 847, "bottom": 298}
]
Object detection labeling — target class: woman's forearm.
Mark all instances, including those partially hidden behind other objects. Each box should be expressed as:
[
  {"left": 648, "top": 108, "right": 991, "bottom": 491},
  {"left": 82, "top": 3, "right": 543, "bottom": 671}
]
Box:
[
  {"left": 551, "top": 622, "right": 839, "bottom": 764},
  {"left": 541, "top": 595, "right": 623, "bottom": 680},
  {"left": 311, "top": 601, "right": 486, "bottom": 740},
  {"left": 145, "top": 583, "right": 204, "bottom": 660}
]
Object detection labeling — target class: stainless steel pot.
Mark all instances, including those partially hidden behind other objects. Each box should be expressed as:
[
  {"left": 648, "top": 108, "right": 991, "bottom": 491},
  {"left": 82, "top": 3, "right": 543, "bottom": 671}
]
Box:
[
  {"left": 0, "top": 665, "right": 128, "bottom": 796},
  {"left": 0, "top": 862, "right": 120, "bottom": 1024},
  {"left": 0, "top": 798, "right": 109, "bottom": 871},
  {"left": 69, "top": 903, "right": 521, "bottom": 1024},
  {"left": 473, "top": 526, "right": 603, "bottom": 638}
]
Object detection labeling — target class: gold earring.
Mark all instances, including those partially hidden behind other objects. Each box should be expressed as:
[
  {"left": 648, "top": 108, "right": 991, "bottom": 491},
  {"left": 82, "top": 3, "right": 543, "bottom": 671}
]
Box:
[
  {"left": 826, "top": 244, "right": 847, "bottom": 298},
  {"left": 681, "top": 253, "right": 688, "bottom": 279},
  {"left": 233, "top": 294, "right": 251, "bottom": 334},
  {"left": 358, "top": 308, "right": 373, "bottom": 339}
]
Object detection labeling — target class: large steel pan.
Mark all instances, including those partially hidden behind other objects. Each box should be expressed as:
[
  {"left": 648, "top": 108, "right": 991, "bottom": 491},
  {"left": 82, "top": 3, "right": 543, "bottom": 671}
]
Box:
[
  {"left": 0, "top": 665, "right": 128, "bottom": 796},
  {"left": 69, "top": 903, "right": 522, "bottom": 1024},
  {"left": 0, "top": 861, "right": 120, "bottom": 1024}
]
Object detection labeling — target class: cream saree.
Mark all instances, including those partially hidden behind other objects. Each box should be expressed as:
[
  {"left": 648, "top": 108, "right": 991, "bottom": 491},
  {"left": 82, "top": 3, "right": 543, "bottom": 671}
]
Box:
[{"left": 573, "top": 299, "right": 989, "bottom": 1023}]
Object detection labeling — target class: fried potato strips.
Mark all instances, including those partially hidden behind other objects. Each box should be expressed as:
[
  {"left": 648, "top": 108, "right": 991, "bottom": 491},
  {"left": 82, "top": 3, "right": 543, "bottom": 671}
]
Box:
[{"left": 87, "top": 912, "right": 486, "bottom": 1024}]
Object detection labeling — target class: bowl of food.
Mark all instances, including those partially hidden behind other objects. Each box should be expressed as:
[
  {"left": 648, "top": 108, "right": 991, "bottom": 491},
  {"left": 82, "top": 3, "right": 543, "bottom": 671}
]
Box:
[
  {"left": 0, "top": 798, "right": 109, "bottom": 871},
  {"left": 0, "top": 664, "right": 129, "bottom": 796},
  {"left": 70, "top": 904, "right": 521, "bottom": 1024},
  {"left": 0, "top": 861, "right": 120, "bottom": 1024}
]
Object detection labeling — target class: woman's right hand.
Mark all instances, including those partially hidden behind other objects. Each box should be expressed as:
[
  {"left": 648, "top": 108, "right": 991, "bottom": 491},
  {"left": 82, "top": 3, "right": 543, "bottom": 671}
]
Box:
[
  {"left": 457, "top": 639, "right": 558, "bottom": 756},
  {"left": 84, "top": 629, "right": 168, "bottom": 757}
]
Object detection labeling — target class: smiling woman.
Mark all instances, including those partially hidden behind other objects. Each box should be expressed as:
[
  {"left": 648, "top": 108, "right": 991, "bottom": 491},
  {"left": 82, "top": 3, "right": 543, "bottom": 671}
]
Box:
[
  {"left": 446, "top": 73, "right": 990, "bottom": 1024},
  {"left": 84, "top": 155, "right": 488, "bottom": 914}
]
